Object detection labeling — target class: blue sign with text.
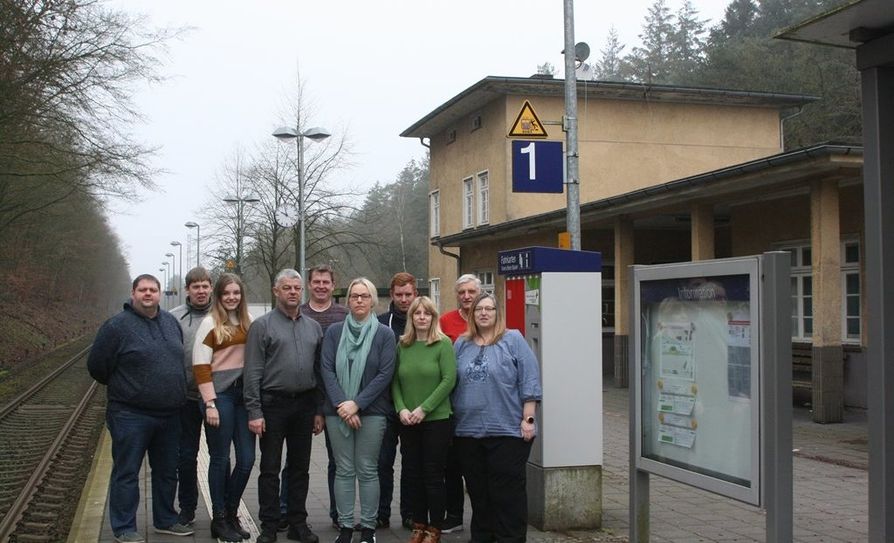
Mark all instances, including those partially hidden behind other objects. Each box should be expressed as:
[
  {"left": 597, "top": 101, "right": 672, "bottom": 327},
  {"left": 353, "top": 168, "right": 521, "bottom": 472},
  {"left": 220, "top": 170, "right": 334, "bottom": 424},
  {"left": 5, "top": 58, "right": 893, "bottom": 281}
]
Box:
[{"left": 512, "top": 140, "right": 564, "bottom": 193}]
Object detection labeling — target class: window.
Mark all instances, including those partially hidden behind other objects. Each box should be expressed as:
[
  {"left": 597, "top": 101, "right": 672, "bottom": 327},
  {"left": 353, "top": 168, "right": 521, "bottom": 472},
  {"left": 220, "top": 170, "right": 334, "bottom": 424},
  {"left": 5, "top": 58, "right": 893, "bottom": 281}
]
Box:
[
  {"left": 779, "top": 241, "right": 862, "bottom": 343},
  {"left": 429, "top": 278, "right": 441, "bottom": 311},
  {"left": 476, "top": 270, "right": 494, "bottom": 295},
  {"left": 429, "top": 190, "right": 440, "bottom": 237},
  {"left": 842, "top": 240, "right": 861, "bottom": 342},
  {"left": 477, "top": 171, "right": 489, "bottom": 225},
  {"left": 462, "top": 177, "right": 474, "bottom": 229},
  {"left": 786, "top": 244, "right": 813, "bottom": 341}
]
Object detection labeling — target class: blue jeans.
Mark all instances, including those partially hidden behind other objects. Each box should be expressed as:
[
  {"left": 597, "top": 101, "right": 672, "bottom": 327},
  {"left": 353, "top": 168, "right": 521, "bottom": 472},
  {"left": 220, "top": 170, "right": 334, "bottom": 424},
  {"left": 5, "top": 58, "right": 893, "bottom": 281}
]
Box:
[
  {"left": 202, "top": 385, "right": 255, "bottom": 514},
  {"left": 106, "top": 406, "right": 180, "bottom": 534},
  {"left": 177, "top": 398, "right": 203, "bottom": 520},
  {"left": 327, "top": 415, "right": 387, "bottom": 529}
]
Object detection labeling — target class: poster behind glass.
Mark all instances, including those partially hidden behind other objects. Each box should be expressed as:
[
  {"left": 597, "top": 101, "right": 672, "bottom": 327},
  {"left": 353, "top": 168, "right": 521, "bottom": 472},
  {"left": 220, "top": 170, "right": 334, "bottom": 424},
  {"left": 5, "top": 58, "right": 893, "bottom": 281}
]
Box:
[{"left": 640, "top": 273, "right": 755, "bottom": 488}]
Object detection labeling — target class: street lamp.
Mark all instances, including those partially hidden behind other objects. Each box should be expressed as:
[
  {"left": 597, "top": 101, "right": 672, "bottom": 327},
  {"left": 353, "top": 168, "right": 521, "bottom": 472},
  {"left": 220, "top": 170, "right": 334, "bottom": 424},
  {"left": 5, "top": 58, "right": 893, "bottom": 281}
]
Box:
[
  {"left": 273, "top": 125, "right": 331, "bottom": 300},
  {"left": 185, "top": 221, "right": 200, "bottom": 267},
  {"left": 171, "top": 241, "right": 183, "bottom": 306},
  {"left": 161, "top": 261, "right": 171, "bottom": 309},
  {"left": 165, "top": 252, "right": 175, "bottom": 307},
  {"left": 222, "top": 195, "right": 260, "bottom": 275},
  {"left": 158, "top": 267, "right": 167, "bottom": 310}
]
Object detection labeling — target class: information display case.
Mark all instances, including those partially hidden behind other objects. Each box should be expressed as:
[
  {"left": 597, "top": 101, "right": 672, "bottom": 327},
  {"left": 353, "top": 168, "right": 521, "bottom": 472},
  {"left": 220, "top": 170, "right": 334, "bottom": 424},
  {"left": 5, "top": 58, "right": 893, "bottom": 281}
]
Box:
[{"left": 634, "top": 259, "right": 760, "bottom": 505}]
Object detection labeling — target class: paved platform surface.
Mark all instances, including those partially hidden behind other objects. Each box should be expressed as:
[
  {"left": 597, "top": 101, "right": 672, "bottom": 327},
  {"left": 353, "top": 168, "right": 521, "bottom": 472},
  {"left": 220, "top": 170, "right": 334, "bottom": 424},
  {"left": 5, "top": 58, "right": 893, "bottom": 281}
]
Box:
[{"left": 70, "top": 381, "right": 868, "bottom": 542}]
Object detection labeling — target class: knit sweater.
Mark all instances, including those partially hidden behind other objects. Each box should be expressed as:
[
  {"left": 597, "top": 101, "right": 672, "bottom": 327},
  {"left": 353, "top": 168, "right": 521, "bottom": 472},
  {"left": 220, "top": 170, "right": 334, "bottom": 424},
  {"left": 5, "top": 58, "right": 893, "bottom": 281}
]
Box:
[
  {"left": 87, "top": 302, "right": 186, "bottom": 414},
  {"left": 192, "top": 312, "right": 250, "bottom": 403},
  {"left": 392, "top": 337, "right": 456, "bottom": 421}
]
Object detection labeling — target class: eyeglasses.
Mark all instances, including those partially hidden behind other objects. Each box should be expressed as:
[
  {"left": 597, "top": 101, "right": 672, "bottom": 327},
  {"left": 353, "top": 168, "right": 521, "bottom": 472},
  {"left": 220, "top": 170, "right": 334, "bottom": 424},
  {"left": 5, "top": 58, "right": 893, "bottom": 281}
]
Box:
[
  {"left": 349, "top": 294, "right": 372, "bottom": 301},
  {"left": 474, "top": 306, "right": 496, "bottom": 314}
]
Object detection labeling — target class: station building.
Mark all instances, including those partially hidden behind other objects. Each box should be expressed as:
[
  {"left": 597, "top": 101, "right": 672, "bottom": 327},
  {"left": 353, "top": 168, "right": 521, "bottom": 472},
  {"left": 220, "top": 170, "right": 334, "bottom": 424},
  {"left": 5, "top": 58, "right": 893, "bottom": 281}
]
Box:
[{"left": 401, "top": 75, "right": 865, "bottom": 421}]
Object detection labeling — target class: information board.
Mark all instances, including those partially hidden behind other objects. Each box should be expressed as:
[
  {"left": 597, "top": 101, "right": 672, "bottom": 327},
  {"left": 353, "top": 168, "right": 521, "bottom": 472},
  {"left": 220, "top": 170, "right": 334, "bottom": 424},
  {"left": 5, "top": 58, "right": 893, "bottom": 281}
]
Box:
[{"left": 634, "top": 259, "right": 761, "bottom": 504}]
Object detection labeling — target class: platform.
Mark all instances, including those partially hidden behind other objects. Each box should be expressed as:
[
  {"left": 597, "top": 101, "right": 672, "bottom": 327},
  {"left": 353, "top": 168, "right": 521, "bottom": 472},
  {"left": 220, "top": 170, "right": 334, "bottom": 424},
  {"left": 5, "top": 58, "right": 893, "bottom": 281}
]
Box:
[{"left": 70, "top": 381, "right": 868, "bottom": 542}]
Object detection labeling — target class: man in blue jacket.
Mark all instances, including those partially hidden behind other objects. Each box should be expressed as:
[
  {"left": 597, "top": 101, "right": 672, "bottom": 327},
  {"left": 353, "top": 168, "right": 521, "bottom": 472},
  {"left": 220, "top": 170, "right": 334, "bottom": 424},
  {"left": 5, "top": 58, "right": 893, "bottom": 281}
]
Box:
[{"left": 88, "top": 274, "right": 193, "bottom": 543}]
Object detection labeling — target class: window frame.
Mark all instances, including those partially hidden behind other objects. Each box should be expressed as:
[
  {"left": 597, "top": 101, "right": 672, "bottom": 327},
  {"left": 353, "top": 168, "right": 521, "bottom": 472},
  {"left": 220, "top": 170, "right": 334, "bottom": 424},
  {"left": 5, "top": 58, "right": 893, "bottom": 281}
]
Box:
[
  {"left": 429, "top": 278, "right": 441, "bottom": 312},
  {"left": 477, "top": 170, "right": 489, "bottom": 226},
  {"left": 429, "top": 190, "right": 440, "bottom": 237},
  {"left": 462, "top": 177, "right": 474, "bottom": 229}
]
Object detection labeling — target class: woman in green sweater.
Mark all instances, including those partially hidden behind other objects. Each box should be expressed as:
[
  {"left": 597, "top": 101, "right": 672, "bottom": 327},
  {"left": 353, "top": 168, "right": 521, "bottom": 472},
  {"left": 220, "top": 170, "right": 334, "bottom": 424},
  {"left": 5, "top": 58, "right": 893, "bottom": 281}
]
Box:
[{"left": 392, "top": 296, "right": 457, "bottom": 543}]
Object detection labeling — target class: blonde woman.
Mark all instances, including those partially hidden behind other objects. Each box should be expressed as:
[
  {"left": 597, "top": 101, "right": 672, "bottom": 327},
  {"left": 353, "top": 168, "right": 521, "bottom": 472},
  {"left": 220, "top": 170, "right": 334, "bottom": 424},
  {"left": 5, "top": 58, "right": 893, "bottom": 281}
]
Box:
[
  {"left": 193, "top": 273, "right": 255, "bottom": 542},
  {"left": 320, "top": 278, "right": 396, "bottom": 543},
  {"left": 392, "top": 296, "right": 457, "bottom": 543}
]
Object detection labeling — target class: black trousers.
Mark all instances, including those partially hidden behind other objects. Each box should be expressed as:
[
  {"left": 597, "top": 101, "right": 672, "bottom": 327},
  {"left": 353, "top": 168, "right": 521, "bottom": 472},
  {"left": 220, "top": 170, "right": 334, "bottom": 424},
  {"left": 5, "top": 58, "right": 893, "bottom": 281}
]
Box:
[
  {"left": 257, "top": 391, "right": 315, "bottom": 534},
  {"left": 454, "top": 436, "right": 533, "bottom": 543},
  {"left": 399, "top": 418, "right": 453, "bottom": 527},
  {"left": 444, "top": 442, "right": 465, "bottom": 521}
]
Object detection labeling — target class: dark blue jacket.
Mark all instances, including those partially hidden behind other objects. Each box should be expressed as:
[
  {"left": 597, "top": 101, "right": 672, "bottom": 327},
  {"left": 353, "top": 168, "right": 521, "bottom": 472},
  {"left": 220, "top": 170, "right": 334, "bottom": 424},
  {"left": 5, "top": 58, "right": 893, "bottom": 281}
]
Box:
[
  {"left": 320, "top": 321, "right": 396, "bottom": 417},
  {"left": 88, "top": 302, "right": 187, "bottom": 414}
]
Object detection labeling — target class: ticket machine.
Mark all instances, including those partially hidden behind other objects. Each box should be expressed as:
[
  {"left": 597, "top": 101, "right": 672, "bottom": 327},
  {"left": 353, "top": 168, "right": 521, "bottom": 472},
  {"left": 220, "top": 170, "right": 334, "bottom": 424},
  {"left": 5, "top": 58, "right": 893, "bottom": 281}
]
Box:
[{"left": 498, "top": 246, "right": 603, "bottom": 530}]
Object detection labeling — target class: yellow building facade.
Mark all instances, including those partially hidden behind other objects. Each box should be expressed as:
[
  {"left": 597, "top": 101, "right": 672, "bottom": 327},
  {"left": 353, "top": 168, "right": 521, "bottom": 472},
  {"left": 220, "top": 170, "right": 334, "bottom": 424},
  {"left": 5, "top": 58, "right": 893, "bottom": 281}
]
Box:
[{"left": 402, "top": 75, "right": 865, "bottom": 419}]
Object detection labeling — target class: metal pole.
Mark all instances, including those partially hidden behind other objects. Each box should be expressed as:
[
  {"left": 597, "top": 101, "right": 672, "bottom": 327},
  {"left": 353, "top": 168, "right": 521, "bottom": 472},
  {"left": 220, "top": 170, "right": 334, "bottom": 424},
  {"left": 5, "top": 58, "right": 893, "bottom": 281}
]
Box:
[
  {"left": 236, "top": 201, "right": 243, "bottom": 275},
  {"left": 298, "top": 133, "right": 307, "bottom": 302},
  {"left": 177, "top": 243, "right": 183, "bottom": 305},
  {"left": 563, "top": 0, "right": 581, "bottom": 251},
  {"left": 196, "top": 224, "right": 201, "bottom": 268}
]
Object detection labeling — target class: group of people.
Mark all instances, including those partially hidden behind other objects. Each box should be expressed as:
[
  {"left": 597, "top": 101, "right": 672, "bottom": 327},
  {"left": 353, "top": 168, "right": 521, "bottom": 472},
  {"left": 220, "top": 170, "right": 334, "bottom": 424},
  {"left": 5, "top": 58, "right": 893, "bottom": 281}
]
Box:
[{"left": 88, "top": 266, "right": 542, "bottom": 543}]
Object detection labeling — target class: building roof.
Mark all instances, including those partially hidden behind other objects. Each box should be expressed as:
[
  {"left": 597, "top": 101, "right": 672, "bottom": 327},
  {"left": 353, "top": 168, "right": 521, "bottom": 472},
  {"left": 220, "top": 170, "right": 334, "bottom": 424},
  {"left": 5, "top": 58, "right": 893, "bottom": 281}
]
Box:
[
  {"left": 401, "top": 76, "right": 819, "bottom": 139},
  {"left": 432, "top": 143, "right": 863, "bottom": 248}
]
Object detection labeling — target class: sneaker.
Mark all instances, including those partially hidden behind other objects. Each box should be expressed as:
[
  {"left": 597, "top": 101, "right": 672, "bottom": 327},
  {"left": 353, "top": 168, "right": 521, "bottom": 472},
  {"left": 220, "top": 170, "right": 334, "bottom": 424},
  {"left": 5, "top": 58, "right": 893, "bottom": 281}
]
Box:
[
  {"left": 257, "top": 531, "right": 279, "bottom": 543},
  {"left": 440, "top": 517, "right": 463, "bottom": 534},
  {"left": 114, "top": 532, "right": 145, "bottom": 543},
  {"left": 359, "top": 528, "right": 376, "bottom": 543},
  {"left": 177, "top": 511, "right": 195, "bottom": 527},
  {"left": 288, "top": 523, "right": 320, "bottom": 543},
  {"left": 334, "top": 527, "right": 353, "bottom": 543},
  {"left": 155, "top": 522, "right": 195, "bottom": 536}
]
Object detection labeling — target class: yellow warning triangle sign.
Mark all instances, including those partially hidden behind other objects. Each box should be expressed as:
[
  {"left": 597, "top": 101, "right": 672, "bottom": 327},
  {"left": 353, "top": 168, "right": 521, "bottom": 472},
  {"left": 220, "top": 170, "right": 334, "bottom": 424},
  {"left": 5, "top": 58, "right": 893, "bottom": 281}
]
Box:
[{"left": 508, "top": 100, "right": 548, "bottom": 137}]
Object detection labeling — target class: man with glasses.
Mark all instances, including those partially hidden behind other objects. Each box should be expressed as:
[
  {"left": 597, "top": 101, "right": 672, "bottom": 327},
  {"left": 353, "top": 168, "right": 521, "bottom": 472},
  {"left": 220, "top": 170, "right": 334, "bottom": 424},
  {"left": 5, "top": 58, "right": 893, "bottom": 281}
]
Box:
[{"left": 437, "top": 273, "right": 483, "bottom": 533}]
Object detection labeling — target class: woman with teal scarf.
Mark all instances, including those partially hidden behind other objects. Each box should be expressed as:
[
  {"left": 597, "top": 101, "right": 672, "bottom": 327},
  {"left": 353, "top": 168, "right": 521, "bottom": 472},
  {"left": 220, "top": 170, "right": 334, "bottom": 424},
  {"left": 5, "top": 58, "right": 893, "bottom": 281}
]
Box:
[{"left": 321, "top": 277, "right": 397, "bottom": 543}]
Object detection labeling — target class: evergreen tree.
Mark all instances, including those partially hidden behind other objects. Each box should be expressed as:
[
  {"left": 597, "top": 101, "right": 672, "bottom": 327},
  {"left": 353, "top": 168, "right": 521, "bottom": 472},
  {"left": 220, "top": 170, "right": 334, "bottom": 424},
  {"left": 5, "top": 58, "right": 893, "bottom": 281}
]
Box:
[
  {"left": 594, "top": 26, "right": 627, "bottom": 81},
  {"left": 626, "top": 0, "right": 675, "bottom": 83},
  {"left": 668, "top": 1, "right": 708, "bottom": 84}
]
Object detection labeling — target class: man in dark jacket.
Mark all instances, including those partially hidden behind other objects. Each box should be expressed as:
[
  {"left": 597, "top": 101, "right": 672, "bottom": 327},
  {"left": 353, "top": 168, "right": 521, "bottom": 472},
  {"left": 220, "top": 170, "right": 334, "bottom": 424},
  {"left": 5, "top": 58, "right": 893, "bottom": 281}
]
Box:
[
  {"left": 88, "top": 274, "right": 193, "bottom": 543},
  {"left": 375, "top": 272, "right": 417, "bottom": 529}
]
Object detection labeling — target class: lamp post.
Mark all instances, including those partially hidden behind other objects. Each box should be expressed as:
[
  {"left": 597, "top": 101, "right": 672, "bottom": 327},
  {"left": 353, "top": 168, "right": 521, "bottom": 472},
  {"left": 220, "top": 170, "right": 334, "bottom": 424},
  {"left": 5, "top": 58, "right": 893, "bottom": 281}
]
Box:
[
  {"left": 273, "top": 125, "right": 330, "bottom": 300},
  {"left": 222, "top": 195, "right": 260, "bottom": 275},
  {"left": 158, "top": 267, "right": 167, "bottom": 310},
  {"left": 185, "top": 221, "right": 200, "bottom": 267},
  {"left": 165, "top": 252, "right": 175, "bottom": 307},
  {"left": 171, "top": 241, "right": 183, "bottom": 305},
  {"left": 161, "top": 261, "right": 171, "bottom": 310}
]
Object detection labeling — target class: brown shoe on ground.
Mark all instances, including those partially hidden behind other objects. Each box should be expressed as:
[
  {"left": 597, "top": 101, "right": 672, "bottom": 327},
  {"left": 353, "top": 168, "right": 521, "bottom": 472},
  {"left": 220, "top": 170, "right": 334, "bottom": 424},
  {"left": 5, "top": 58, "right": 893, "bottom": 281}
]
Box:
[
  {"left": 408, "top": 522, "right": 427, "bottom": 543},
  {"left": 420, "top": 526, "right": 441, "bottom": 543}
]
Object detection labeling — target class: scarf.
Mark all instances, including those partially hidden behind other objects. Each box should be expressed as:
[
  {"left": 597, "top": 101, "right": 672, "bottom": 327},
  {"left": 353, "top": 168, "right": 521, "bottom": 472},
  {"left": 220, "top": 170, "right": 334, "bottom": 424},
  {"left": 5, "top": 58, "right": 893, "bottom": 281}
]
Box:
[{"left": 334, "top": 313, "right": 377, "bottom": 436}]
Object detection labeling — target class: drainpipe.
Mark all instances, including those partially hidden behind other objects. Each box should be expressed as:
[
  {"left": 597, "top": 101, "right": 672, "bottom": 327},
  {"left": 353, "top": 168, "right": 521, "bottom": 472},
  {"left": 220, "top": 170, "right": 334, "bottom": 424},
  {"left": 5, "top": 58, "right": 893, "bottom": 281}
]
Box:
[
  {"left": 437, "top": 241, "right": 461, "bottom": 277},
  {"left": 780, "top": 106, "right": 804, "bottom": 151}
]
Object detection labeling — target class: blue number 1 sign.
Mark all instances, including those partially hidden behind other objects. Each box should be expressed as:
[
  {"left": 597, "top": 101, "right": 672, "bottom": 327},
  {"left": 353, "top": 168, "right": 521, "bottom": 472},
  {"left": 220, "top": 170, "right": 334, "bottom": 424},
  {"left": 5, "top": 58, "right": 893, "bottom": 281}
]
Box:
[{"left": 512, "top": 140, "right": 564, "bottom": 193}]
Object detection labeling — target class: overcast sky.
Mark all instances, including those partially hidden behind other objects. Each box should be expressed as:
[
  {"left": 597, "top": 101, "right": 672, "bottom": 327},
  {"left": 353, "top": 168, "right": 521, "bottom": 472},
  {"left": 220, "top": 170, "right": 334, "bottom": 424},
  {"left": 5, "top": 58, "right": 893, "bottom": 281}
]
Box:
[{"left": 108, "top": 0, "right": 729, "bottom": 282}]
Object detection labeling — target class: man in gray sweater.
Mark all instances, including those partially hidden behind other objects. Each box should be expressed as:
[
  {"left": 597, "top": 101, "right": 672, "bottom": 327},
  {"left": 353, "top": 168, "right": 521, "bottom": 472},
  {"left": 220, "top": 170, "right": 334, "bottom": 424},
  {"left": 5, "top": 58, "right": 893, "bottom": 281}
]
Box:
[{"left": 244, "top": 269, "right": 324, "bottom": 543}]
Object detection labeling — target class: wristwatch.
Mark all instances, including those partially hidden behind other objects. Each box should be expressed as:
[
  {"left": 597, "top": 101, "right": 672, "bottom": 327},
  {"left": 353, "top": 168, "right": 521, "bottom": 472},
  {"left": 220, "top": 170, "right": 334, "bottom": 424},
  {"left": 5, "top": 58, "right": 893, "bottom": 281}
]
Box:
[
  {"left": 206, "top": 401, "right": 217, "bottom": 410},
  {"left": 524, "top": 416, "right": 535, "bottom": 424}
]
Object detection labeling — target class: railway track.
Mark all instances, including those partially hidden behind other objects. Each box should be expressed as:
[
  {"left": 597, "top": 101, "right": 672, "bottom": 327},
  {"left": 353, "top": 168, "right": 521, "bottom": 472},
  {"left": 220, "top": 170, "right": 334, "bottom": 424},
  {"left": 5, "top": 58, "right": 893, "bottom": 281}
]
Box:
[{"left": 0, "top": 344, "right": 106, "bottom": 542}]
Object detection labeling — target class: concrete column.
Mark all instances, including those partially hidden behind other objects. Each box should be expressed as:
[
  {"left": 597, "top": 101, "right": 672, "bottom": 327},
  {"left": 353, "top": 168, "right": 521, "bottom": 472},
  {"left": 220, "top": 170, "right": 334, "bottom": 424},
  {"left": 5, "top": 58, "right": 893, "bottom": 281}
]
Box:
[
  {"left": 690, "top": 201, "right": 715, "bottom": 261},
  {"left": 614, "top": 216, "right": 634, "bottom": 387},
  {"left": 810, "top": 178, "right": 843, "bottom": 423}
]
